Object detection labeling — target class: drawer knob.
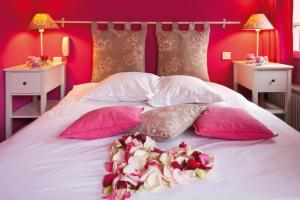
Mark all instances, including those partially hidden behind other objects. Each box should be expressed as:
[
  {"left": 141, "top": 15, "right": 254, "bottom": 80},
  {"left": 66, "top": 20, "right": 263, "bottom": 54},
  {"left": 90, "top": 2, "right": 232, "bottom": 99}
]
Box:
[
  {"left": 22, "top": 81, "right": 27, "bottom": 86},
  {"left": 271, "top": 79, "right": 276, "bottom": 83}
]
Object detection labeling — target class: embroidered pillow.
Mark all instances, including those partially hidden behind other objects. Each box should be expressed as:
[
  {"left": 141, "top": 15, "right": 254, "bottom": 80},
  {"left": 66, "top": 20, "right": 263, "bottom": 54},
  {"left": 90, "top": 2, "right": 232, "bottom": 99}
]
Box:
[
  {"left": 60, "top": 106, "right": 143, "bottom": 139},
  {"left": 134, "top": 104, "right": 206, "bottom": 141},
  {"left": 147, "top": 75, "right": 224, "bottom": 107},
  {"left": 156, "top": 23, "right": 210, "bottom": 81},
  {"left": 91, "top": 22, "right": 147, "bottom": 82},
  {"left": 194, "top": 107, "right": 276, "bottom": 140}
]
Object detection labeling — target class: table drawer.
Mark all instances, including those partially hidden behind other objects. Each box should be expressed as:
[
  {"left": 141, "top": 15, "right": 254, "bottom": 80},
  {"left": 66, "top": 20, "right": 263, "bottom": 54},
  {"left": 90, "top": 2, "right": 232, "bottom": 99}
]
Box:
[
  {"left": 256, "top": 71, "right": 287, "bottom": 92},
  {"left": 11, "top": 72, "right": 41, "bottom": 94}
]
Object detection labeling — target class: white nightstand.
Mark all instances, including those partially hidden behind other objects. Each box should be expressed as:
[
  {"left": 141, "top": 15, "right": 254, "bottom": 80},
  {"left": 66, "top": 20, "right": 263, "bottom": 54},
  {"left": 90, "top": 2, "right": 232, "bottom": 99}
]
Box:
[
  {"left": 233, "top": 61, "right": 293, "bottom": 121},
  {"left": 4, "top": 62, "right": 66, "bottom": 138}
]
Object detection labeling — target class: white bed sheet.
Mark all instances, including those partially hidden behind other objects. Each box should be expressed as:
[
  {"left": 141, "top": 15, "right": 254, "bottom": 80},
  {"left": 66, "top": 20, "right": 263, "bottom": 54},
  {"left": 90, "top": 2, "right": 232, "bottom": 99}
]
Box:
[{"left": 0, "top": 82, "right": 300, "bottom": 200}]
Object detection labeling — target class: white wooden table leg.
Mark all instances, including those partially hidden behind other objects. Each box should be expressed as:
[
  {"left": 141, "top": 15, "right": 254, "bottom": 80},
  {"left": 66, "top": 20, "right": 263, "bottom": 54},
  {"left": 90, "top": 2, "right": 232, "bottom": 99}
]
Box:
[
  {"left": 60, "top": 65, "right": 65, "bottom": 99},
  {"left": 40, "top": 93, "right": 47, "bottom": 114},
  {"left": 285, "top": 70, "right": 292, "bottom": 123},
  {"left": 5, "top": 95, "right": 12, "bottom": 138},
  {"left": 5, "top": 72, "right": 12, "bottom": 138},
  {"left": 252, "top": 90, "right": 259, "bottom": 105}
]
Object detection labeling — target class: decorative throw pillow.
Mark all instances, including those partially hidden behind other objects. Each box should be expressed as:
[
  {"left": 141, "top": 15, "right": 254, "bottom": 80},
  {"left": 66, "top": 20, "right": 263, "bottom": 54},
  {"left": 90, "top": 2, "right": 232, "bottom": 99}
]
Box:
[
  {"left": 147, "top": 75, "right": 224, "bottom": 107},
  {"left": 156, "top": 23, "right": 210, "bottom": 81},
  {"left": 194, "top": 107, "right": 276, "bottom": 140},
  {"left": 60, "top": 106, "right": 143, "bottom": 139},
  {"left": 134, "top": 104, "right": 206, "bottom": 141},
  {"left": 82, "top": 72, "right": 160, "bottom": 102},
  {"left": 91, "top": 22, "right": 147, "bottom": 82}
]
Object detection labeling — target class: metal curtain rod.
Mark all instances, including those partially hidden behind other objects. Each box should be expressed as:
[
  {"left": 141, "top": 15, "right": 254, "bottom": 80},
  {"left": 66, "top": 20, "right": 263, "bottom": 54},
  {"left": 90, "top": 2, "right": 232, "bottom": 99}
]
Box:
[{"left": 55, "top": 18, "right": 241, "bottom": 28}]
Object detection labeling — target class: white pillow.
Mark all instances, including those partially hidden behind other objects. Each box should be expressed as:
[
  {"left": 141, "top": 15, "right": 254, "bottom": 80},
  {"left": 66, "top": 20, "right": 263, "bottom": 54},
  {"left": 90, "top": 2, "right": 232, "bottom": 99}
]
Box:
[
  {"left": 147, "top": 75, "right": 225, "bottom": 107},
  {"left": 82, "top": 72, "right": 160, "bottom": 102}
]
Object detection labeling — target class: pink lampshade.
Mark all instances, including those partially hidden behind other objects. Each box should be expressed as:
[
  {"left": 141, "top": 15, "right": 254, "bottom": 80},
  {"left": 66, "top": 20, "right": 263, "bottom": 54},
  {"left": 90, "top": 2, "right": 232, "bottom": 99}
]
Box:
[
  {"left": 28, "top": 13, "right": 59, "bottom": 30},
  {"left": 243, "top": 13, "right": 274, "bottom": 30}
]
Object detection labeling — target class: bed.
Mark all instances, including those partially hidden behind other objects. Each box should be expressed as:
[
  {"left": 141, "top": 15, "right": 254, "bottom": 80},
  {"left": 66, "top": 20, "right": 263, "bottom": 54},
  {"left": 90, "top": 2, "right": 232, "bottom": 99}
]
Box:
[{"left": 1, "top": 81, "right": 300, "bottom": 200}]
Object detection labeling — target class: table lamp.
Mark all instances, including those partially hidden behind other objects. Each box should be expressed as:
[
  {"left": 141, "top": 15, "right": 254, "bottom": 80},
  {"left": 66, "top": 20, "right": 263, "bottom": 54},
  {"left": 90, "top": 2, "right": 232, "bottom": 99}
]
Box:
[
  {"left": 28, "top": 13, "right": 59, "bottom": 56},
  {"left": 243, "top": 13, "right": 274, "bottom": 56}
]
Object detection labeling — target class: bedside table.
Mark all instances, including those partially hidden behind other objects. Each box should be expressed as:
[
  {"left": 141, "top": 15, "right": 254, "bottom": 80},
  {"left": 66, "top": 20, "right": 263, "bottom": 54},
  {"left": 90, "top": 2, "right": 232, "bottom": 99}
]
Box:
[
  {"left": 4, "top": 62, "right": 66, "bottom": 138},
  {"left": 233, "top": 61, "right": 293, "bottom": 121}
]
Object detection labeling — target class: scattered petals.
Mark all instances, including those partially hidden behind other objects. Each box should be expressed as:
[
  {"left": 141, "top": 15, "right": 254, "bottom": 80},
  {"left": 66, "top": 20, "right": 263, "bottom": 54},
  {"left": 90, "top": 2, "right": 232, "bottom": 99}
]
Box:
[{"left": 102, "top": 133, "right": 214, "bottom": 199}]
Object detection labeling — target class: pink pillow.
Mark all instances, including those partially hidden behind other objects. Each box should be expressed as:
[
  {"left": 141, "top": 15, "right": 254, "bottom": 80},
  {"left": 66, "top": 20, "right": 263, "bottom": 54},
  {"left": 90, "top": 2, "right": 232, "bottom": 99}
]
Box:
[
  {"left": 60, "top": 106, "right": 144, "bottom": 139},
  {"left": 194, "top": 107, "right": 276, "bottom": 140}
]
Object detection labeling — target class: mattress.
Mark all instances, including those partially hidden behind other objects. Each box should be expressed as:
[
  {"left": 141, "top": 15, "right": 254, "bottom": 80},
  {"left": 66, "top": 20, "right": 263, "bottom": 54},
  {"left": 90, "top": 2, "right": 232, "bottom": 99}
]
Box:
[{"left": 0, "top": 82, "right": 300, "bottom": 200}]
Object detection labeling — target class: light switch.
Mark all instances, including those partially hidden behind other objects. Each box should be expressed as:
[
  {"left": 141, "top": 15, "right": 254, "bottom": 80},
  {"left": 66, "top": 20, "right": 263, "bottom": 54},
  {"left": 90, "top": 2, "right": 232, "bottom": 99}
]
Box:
[{"left": 222, "top": 52, "right": 232, "bottom": 60}]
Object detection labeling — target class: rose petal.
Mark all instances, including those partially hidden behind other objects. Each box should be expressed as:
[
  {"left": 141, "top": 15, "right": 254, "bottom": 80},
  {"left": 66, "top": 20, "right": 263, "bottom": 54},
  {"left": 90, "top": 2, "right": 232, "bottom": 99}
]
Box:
[
  {"left": 123, "top": 165, "right": 136, "bottom": 175},
  {"left": 163, "top": 166, "right": 176, "bottom": 184},
  {"left": 143, "top": 136, "right": 156, "bottom": 150},
  {"left": 134, "top": 150, "right": 149, "bottom": 157},
  {"left": 116, "top": 181, "right": 128, "bottom": 189},
  {"left": 128, "top": 156, "right": 147, "bottom": 171},
  {"left": 175, "top": 156, "right": 186, "bottom": 165},
  {"left": 121, "top": 174, "right": 140, "bottom": 187},
  {"left": 186, "top": 158, "right": 200, "bottom": 170},
  {"left": 159, "top": 152, "right": 173, "bottom": 166},
  {"left": 103, "top": 185, "right": 113, "bottom": 197},
  {"left": 125, "top": 142, "right": 135, "bottom": 152},
  {"left": 150, "top": 161, "right": 161, "bottom": 170},
  {"left": 125, "top": 136, "right": 132, "bottom": 144},
  {"left": 103, "top": 174, "right": 118, "bottom": 187},
  {"left": 199, "top": 154, "right": 210, "bottom": 167},
  {"left": 186, "top": 147, "right": 195, "bottom": 157},
  {"left": 171, "top": 161, "right": 181, "bottom": 169},
  {"left": 141, "top": 167, "right": 163, "bottom": 191},
  {"left": 112, "top": 149, "right": 126, "bottom": 164},
  {"left": 105, "top": 162, "right": 113, "bottom": 172},
  {"left": 195, "top": 168, "right": 208, "bottom": 179},
  {"left": 136, "top": 134, "right": 147, "bottom": 144}
]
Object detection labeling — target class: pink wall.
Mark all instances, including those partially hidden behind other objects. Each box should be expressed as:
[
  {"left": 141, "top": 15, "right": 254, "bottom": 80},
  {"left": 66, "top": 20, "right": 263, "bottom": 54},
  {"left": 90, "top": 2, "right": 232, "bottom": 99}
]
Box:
[
  {"left": 0, "top": 1, "right": 35, "bottom": 141},
  {"left": 0, "top": 0, "right": 261, "bottom": 141}
]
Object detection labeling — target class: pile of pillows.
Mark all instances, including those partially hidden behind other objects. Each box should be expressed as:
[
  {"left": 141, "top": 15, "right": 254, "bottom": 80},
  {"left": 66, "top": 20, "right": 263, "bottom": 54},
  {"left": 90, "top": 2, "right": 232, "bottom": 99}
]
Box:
[{"left": 60, "top": 72, "right": 276, "bottom": 141}]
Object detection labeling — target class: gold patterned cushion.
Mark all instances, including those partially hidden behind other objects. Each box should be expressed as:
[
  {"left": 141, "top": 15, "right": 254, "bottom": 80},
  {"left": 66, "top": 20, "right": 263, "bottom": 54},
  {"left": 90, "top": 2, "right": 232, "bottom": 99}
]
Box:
[
  {"left": 156, "top": 23, "right": 210, "bottom": 81},
  {"left": 134, "top": 104, "right": 206, "bottom": 141},
  {"left": 91, "top": 23, "right": 147, "bottom": 82}
]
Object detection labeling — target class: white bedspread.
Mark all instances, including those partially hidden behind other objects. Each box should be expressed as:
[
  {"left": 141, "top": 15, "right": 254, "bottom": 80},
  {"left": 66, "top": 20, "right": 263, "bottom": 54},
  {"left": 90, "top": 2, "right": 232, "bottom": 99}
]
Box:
[{"left": 0, "top": 83, "right": 300, "bottom": 200}]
